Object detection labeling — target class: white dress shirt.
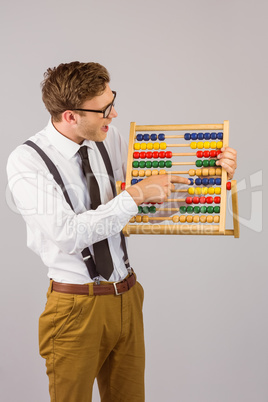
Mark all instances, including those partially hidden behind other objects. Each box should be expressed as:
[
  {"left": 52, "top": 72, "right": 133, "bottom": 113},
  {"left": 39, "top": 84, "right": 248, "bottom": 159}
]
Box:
[{"left": 6, "top": 120, "right": 138, "bottom": 284}]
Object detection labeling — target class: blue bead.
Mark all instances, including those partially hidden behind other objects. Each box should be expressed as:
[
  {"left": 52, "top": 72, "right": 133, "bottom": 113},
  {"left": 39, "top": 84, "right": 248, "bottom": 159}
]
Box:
[
  {"left": 143, "top": 134, "right": 150, "bottom": 141},
  {"left": 191, "top": 133, "right": 198, "bottom": 140},
  {"left": 158, "top": 133, "right": 165, "bottom": 141},
  {"left": 188, "top": 178, "right": 194, "bottom": 185},
  {"left": 217, "top": 132, "right": 223, "bottom": 140},
  {"left": 211, "top": 132, "right": 217, "bottom": 140},
  {"left": 198, "top": 133, "right": 204, "bottom": 140},
  {"left": 184, "top": 133, "right": 191, "bottom": 140},
  {"left": 204, "top": 132, "right": 211, "bottom": 140},
  {"left": 138, "top": 179, "right": 143, "bottom": 182},
  {"left": 215, "top": 178, "right": 221, "bottom": 185},
  {"left": 131, "top": 179, "right": 138, "bottom": 185},
  {"left": 151, "top": 133, "right": 157, "bottom": 141},
  {"left": 209, "top": 178, "right": 215, "bottom": 185},
  {"left": 136, "top": 134, "right": 143, "bottom": 141},
  {"left": 195, "top": 178, "right": 202, "bottom": 185},
  {"left": 202, "top": 178, "right": 209, "bottom": 185}
]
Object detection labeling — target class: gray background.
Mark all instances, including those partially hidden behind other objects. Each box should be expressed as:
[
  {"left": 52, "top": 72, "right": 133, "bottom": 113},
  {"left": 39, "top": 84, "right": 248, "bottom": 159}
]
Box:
[{"left": 1, "top": 0, "right": 267, "bottom": 401}]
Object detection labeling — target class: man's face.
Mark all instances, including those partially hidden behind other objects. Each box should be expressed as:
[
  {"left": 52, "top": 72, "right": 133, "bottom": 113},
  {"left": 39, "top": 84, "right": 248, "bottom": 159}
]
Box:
[{"left": 74, "top": 84, "right": 117, "bottom": 144}]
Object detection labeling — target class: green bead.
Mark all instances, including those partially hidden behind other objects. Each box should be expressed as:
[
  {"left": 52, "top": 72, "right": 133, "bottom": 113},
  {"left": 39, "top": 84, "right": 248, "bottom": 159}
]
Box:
[
  {"left": 133, "top": 161, "right": 139, "bottom": 168},
  {"left": 143, "top": 206, "right": 150, "bottom": 214},
  {"left": 186, "top": 206, "right": 194, "bottom": 213},
  {"left": 193, "top": 206, "right": 200, "bottom": 214},
  {"left": 159, "top": 160, "right": 165, "bottom": 168},
  {"left": 180, "top": 206, "right": 187, "bottom": 213},
  {"left": 165, "top": 160, "right": 172, "bottom": 168},
  {"left": 196, "top": 160, "right": 203, "bottom": 167},
  {"left": 146, "top": 161, "right": 152, "bottom": 168},
  {"left": 138, "top": 206, "right": 143, "bottom": 213},
  {"left": 152, "top": 161, "right": 159, "bottom": 168},
  {"left": 214, "top": 206, "right": 220, "bottom": 213},
  {"left": 139, "top": 161, "right": 146, "bottom": 168},
  {"left": 207, "top": 206, "right": 214, "bottom": 214},
  {"left": 203, "top": 159, "right": 209, "bottom": 167},
  {"left": 149, "top": 206, "right": 156, "bottom": 213},
  {"left": 209, "top": 159, "right": 216, "bottom": 167},
  {"left": 200, "top": 206, "right": 207, "bottom": 213}
]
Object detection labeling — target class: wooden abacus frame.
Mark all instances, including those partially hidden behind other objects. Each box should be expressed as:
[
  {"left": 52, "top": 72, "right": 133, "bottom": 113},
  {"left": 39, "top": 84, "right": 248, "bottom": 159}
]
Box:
[{"left": 120, "top": 121, "right": 239, "bottom": 238}]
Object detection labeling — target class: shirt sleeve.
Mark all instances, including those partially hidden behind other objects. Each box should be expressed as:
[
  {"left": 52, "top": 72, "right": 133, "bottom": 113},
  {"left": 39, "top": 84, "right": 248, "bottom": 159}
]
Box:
[{"left": 6, "top": 146, "right": 138, "bottom": 255}]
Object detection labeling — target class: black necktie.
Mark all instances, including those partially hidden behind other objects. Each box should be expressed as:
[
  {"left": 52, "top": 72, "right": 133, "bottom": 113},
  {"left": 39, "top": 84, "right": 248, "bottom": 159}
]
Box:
[{"left": 78, "top": 145, "right": 114, "bottom": 280}]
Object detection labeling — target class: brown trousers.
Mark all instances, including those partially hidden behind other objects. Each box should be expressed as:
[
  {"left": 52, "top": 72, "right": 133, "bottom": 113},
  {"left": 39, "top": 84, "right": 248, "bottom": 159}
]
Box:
[{"left": 39, "top": 278, "right": 145, "bottom": 402}]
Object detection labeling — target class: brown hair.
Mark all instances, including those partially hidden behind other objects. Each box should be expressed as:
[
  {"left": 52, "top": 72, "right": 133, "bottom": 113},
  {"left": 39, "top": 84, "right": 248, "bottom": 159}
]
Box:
[{"left": 41, "top": 61, "right": 110, "bottom": 121}]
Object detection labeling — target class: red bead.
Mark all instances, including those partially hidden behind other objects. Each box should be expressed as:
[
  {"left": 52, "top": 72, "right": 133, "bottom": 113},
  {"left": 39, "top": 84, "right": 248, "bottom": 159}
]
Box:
[
  {"left": 226, "top": 182, "right": 231, "bottom": 190},
  {"left": 214, "top": 197, "right": 221, "bottom": 204},
  {"left": 165, "top": 151, "right": 172, "bottom": 158},
  {"left": 196, "top": 151, "right": 203, "bottom": 158},
  {"left": 216, "top": 150, "right": 222, "bottom": 156},
  {"left": 193, "top": 197, "right": 200, "bottom": 204},
  {"left": 159, "top": 151, "right": 166, "bottom": 158},
  {"left": 186, "top": 197, "right": 193, "bottom": 204},
  {"left": 210, "top": 150, "right": 217, "bottom": 157},
  {"left": 200, "top": 197, "right": 206, "bottom": 204},
  {"left": 133, "top": 152, "right": 140, "bottom": 159},
  {"left": 204, "top": 151, "right": 210, "bottom": 158},
  {"left": 121, "top": 182, "right": 126, "bottom": 190},
  {"left": 206, "top": 197, "right": 213, "bottom": 204},
  {"left": 146, "top": 152, "right": 153, "bottom": 158},
  {"left": 140, "top": 152, "right": 146, "bottom": 159},
  {"left": 153, "top": 152, "right": 159, "bottom": 158}
]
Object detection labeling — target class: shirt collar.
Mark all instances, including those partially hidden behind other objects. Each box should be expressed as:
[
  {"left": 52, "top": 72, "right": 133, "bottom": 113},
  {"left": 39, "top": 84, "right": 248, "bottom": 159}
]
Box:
[{"left": 45, "top": 120, "right": 94, "bottom": 160}]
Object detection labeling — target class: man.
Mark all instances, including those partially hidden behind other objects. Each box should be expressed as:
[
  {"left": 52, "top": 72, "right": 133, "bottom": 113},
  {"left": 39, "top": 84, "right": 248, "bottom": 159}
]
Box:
[{"left": 6, "top": 61, "right": 237, "bottom": 402}]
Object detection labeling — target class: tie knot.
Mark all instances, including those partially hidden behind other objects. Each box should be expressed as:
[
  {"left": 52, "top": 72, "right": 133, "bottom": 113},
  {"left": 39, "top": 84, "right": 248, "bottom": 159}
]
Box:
[{"left": 78, "top": 146, "right": 88, "bottom": 160}]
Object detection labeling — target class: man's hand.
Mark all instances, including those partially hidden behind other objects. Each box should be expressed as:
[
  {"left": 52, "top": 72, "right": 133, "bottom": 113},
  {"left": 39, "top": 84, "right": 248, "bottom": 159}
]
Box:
[
  {"left": 216, "top": 147, "right": 237, "bottom": 179},
  {"left": 126, "top": 174, "right": 190, "bottom": 206}
]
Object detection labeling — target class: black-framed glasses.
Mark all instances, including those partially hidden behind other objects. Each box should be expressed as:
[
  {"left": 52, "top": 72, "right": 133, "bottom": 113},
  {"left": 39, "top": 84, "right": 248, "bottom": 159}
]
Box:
[{"left": 72, "top": 91, "right": 116, "bottom": 118}]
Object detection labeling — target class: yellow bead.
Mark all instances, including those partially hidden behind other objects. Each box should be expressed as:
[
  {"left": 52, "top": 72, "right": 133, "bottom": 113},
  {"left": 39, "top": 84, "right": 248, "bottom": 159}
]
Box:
[
  {"left": 195, "top": 169, "right": 202, "bottom": 176},
  {"left": 152, "top": 170, "right": 158, "bottom": 176},
  {"left": 202, "top": 168, "right": 209, "bottom": 176},
  {"left": 204, "top": 141, "right": 210, "bottom": 149},
  {"left": 147, "top": 143, "right": 153, "bottom": 150},
  {"left": 216, "top": 168, "right": 222, "bottom": 176},
  {"left": 190, "top": 142, "right": 197, "bottom": 149},
  {"left": 142, "top": 215, "right": 149, "bottom": 223},
  {"left": 172, "top": 215, "right": 179, "bottom": 223},
  {"left": 160, "top": 142, "right": 167, "bottom": 150},
  {"left": 134, "top": 143, "right": 140, "bottom": 150},
  {"left": 159, "top": 170, "right": 166, "bottom": 175},
  {"left": 189, "top": 169, "right": 196, "bottom": 176},
  {"left": 129, "top": 217, "right": 135, "bottom": 223},
  {"left": 187, "top": 216, "right": 193, "bottom": 223},
  {"left": 132, "top": 170, "right": 139, "bottom": 177},
  {"left": 200, "top": 215, "right": 206, "bottom": 223},
  {"left": 217, "top": 141, "right": 223, "bottom": 149},
  {"left": 136, "top": 215, "right": 142, "bottom": 223},
  {"left": 202, "top": 187, "right": 208, "bottom": 195},
  {"left": 211, "top": 141, "right": 217, "bottom": 149},
  {"left": 188, "top": 187, "right": 195, "bottom": 195},
  {"left": 215, "top": 187, "right": 221, "bottom": 194},
  {"left": 145, "top": 170, "right": 152, "bottom": 177},
  {"left": 139, "top": 170, "right": 145, "bottom": 177},
  {"left": 193, "top": 216, "right": 200, "bottom": 223},
  {"left": 209, "top": 168, "right": 216, "bottom": 176},
  {"left": 208, "top": 187, "right": 215, "bottom": 195},
  {"left": 214, "top": 216, "right": 220, "bottom": 223},
  {"left": 140, "top": 143, "right": 147, "bottom": 150},
  {"left": 195, "top": 187, "right": 202, "bottom": 195},
  {"left": 207, "top": 216, "right": 213, "bottom": 223},
  {"left": 154, "top": 143, "right": 160, "bottom": 150},
  {"left": 180, "top": 215, "right": 186, "bottom": 223},
  {"left": 197, "top": 142, "right": 204, "bottom": 149}
]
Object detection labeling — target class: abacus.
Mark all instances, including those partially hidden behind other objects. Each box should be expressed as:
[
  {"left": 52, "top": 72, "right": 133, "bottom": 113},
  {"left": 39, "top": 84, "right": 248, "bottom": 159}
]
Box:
[{"left": 117, "top": 121, "right": 239, "bottom": 237}]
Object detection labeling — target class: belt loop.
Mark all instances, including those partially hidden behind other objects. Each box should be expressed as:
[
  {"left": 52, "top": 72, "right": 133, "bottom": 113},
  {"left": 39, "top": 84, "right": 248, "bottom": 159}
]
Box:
[
  {"left": 47, "top": 279, "right": 53, "bottom": 296},
  {"left": 88, "top": 283, "right": 94, "bottom": 296}
]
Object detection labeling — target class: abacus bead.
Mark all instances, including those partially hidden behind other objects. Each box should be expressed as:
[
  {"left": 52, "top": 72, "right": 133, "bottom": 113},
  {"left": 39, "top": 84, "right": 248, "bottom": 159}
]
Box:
[
  {"left": 160, "top": 142, "right": 167, "bottom": 150},
  {"left": 147, "top": 143, "right": 153, "bottom": 150},
  {"left": 195, "top": 178, "right": 202, "bottom": 185},
  {"left": 203, "top": 160, "right": 209, "bottom": 167},
  {"left": 186, "top": 197, "right": 193, "bottom": 204},
  {"left": 197, "top": 142, "right": 204, "bottom": 149},
  {"left": 158, "top": 133, "right": 165, "bottom": 141},
  {"left": 187, "top": 216, "right": 193, "bottom": 223},
  {"left": 209, "top": 159, "right": 216, "bottom": 167},
  {"left": 191, "top": 133, "right": 198, "bottom": 140},
  {"left": 134, "top": 143, "right": 140, "bottom": 150},
  {"left": 146, "top": 151, "right": 153, "bottom": 158},
  {"left": 209, "top": 178, "right": 215, "bottom": 185},
  {"left": 207, "top": 216, "right": 213, "bottom": 223},
  {"left": 159, "top": 161, "right": 165, "bottom": 168},
  {"left": 139, "top": 170, "right": 145, "bottom": 177},
  {"left": 180, "top": 206, "right": 187, "bottom": 213},
  {"left": 217, "top": 141, "right": 223, "bottom": 149},
  {"left": 200, "top": 197, "right": 206, "bottom": 204},
  {"left": 165, "top": 151, "right": 172, "bottom": 158},
  {"left": 159, "top": 170, "right": 166, "bottom": 175},
  {"left": 214, "top": 197, "right": 221, "bottom": 204},
  {"left": 193, "top": 216, "right": 200, "bottom": 223},
  {"left": 149, "top": 206, "right": 156, "bottom": 213},
  {"left": 204, "top": 151, "right": 210, "bottom": 158},
  {"left": 200, "top": 206, "right": 207, "bottom": 213},
  {"left": 152, "top": 170, "right": 158, "bottom": 176},
  {"left": 226, "top": 182, "right": 231, "bottom": 190},
  {"left": 195, "top": 169, "right": 202, "bottom": 176},
  {"left": 193, "top": 197, "right": 200, "bottom": 204},
  {"left": 211, "top": 141, "right": 217, "bottom": 149},
  {"left": 153, "top": 152, "right": 159, "bottom": 158},
  {"left": 146, "top": 161, "right": 152, "bottom": 168},
  {"left": 202, "top": 178, "right": 209, "bottom": 185},
  {"left": 133, "top": 152, "right": 140, "bottom": 159},
  {"left": 139, "top": 161, "right": 146, "bottom": 168},
  {"left": 202, "top": 187, "right": 208, "bottom": 195},
  {"left": 215, "top": 187, "right": 221, "bottom": 194},
  {"left": 132, "top": 170, "right": 139, "bottom": 177},
  {"left": 204, "top": 141, "right": 210, "bottom": 149},
  {"left": 180, "top": 215, "right": 187, "bottom": 223},
  {"left": 196, "top": 160, "right": 203, "bottom": 167},
  {"left": 211, "top": 132, "right": 217, "bottom": 140},
  {"left": 190, "top": 142, "right": 197, "bottom": 149},
  {"left": 189, "top": 169, "right": 196, "bottom": 176},
  {"left": 150, "top": 134, "right": 157, "bottom": 141},
  {"left": 198, "top": 133, "right": 204, "bottom": 140},
  {"left": 214, "top": 206, "right": 220, "bottom": 213},
  {"left": 209, "top": 168, "right": 216, "bottom": 176},
  {"left": 138, "top": 179, "right": 143, "bottom": 182},
  {"left": 188, "top": 178, "right": 194, "bottom": 185},
  {"left": 166, "top": 161, "right": 172, "bottom": 168},
  {"left": 143, "top": 206, "right": 150, "bottom": 213},
  {"left": 172, "top": 215, "right": 180, "bottom": 223},
  {"left": 200, "top": 215, "right": 206, "bottom": 223},
  {"left": 216, "top": 150, "right": 222, "bottom": 156},
  {"left": 129, "top": 217, "right": 136, "bottom": 223},
  {"left": 133, "top": 161, "right": 139, "bottom": 168},
  {"left": 143, "top": 134, "right": 150, "bottom": 141},
  {"left": 215, "top": 178, "right": 221, "bottom": 185},
  {"left": 184, "top": 133, "right": 191, "bottom": 140},
  {"left": 208, "top": 187, "right": 215, "bottom": 195},
  {"left": 138, "top": 206, "right": 143, "bottom": 213},
  {"left": 140, "top": 143, "right": 147, "bottom": 150},
  {"left": 202, "top": 168, "right": 209, "bottom": 176},
  {"left": 186, "top": 206, "right": 194, "bottom": 213},
  {"left": 210, "top": 150, "right": 216, "bottom": 157},
  {"left": 195, "top": 187, "right": 202, "bottom": 195},
  {"left": 214, "top": 215, "right": 220, "bottom": 223},
  {"left": 188, "top": 187, "right": 195, "bottom": 195},
  {"left": 136, "top": 215, "right": 142, "bottom": 223},
  {"left": 196, "top": 151, "right": 203, "bottom": 158},
  {"left": 206, "top": 196, "right": 213, "bottom": 204},
  {"left": 153, "top": 143, "right": 160, "bottom": 150},
  {"left": 193, "top": 206, "right": 200, "bottom": 213},
  {"left": 217, "top": 132, "right": 223, "bottom": 139},
  {"left": 142, "top": 215, "right": 149, "bottom": 223},
  {"left": 204, "top": 133, "right": 211, "bottom": 140},
  {"left": 152, "top": 161, "right": 159, "bottom": 168},
  {"left": 136, "top": 134, "right": 143, "bottom": 141},
  {"left": 216, "top": 168, "right": 222, "bottom": 175},
  {"left": 207, "top": 206, "right": 214, "bottom": 214},
  {"left": 140, "top": 152, "right": 146, "bottom": 158},
  {"left": 145, "top": 170, "right": 152, "bottom": 177},
  {"left": 159, "top": 151, "right": 166, "bottom": 158},
  {"left": 131, "top": 179, "right": 138, "bottom": 185}
]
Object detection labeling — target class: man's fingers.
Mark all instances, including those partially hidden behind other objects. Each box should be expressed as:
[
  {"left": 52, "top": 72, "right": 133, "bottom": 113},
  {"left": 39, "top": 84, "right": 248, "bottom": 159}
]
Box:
[{"left": 170, "top": 175, "right": 190, "bottom": 185}]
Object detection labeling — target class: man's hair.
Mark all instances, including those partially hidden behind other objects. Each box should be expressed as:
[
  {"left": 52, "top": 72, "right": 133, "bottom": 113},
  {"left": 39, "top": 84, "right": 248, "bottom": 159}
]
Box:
[{"left": 41, "top": 61, "right": 110, "bottom": 122}]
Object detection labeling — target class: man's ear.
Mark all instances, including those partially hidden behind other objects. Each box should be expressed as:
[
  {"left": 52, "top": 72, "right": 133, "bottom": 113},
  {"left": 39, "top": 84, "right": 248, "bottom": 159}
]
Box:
[{"left": 61, "top": 110, "right": 78, "bottom": 125}]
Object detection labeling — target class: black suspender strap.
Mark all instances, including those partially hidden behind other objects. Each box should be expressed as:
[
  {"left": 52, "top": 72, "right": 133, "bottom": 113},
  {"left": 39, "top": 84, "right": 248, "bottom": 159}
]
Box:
[{"left": 24, "top": 140, "right": 99, "bottom": 281}]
